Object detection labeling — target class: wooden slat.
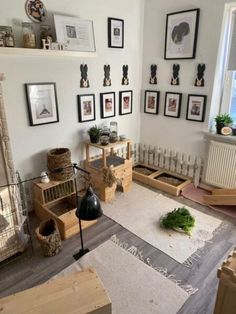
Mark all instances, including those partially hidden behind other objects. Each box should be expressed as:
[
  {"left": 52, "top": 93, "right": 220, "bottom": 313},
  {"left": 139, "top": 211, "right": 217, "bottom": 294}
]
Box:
[
  {"left": 148, "top": 145, "right": 154, "bottom": 165},
  {"left": 212, "top": 189, "right": 236, "bottom": 195},
  {"left": 170, "top": 150, "right": 176, "bottom": 172},
  {"left": 182, "top": 154, "right": 188, "bottom": 176},
  {"left": 194, "top": 157, "right": 202, "bottom": 187},
  {"left": 0, "top": 268, "right": 111, "bottom": 314},
  {"left": 203, "top": 195, "right": 236, "bottom": 206},
  {"left": 188, "top": 155, "right": 196, "bottom": 178},
  {"left": 176, "top": 152, "right": 182, "bottom": 174}
]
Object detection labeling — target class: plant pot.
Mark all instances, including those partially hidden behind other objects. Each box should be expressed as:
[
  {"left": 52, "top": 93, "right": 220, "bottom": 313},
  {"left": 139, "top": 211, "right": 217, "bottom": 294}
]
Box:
[
  {"left": 90, "top": 134, "right": 100, "bottom": 143},
  {"left": 216, "top": 122, "right": 225, "bottom": 135}
]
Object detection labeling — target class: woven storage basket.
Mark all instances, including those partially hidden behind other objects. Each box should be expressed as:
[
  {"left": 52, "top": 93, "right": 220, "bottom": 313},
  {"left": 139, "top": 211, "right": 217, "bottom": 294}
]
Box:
[{"left": 47, "top": 148, "right": 73, "bottom": 181}]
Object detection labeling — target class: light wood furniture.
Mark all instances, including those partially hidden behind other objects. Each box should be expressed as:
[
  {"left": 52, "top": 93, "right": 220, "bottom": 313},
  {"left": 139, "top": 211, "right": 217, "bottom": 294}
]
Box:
[
  {"left": 0, "top": 268, "right": 112, "bottom": 314},
  {"left": 214, "top": 249, "right": 236, "bottom": 314},
  {"left": 84, "top": 140, "right": 132, "bottom": 202},
  {"left": 33, "top": 179, "right": 96, "bottom": 240},
  {"left": 203, "top": 188, "right": 236, "bottom": 205},
  {"left": 133, "top": 163, "right": 191, "bottom": 196}
]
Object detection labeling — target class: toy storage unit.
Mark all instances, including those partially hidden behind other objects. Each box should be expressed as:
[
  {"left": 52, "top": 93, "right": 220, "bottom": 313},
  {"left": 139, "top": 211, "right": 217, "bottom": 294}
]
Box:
[
  {"left": 133, "top": 163, "right": 191, "bottom": 196},
  {"left": 33, "top": 179, "right": 96, "bottom": 240},
  {"left": 84, "top": 140, "right": 132, "bottom": 202},
  {"left": 214, "top": 249, "right": 236, "bottom": 314}
]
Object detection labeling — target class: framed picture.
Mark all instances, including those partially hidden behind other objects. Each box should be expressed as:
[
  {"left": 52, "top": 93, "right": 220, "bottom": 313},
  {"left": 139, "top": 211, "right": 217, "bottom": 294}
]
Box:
[
  {"left": 144, "top": 90, "right": 160, "bottom": 114},
  {"left": 25, "top": 83, "right": 59, "bottom": 126},
  {"left": 25, "top": 0, "right": 47, "bottom": 23},
  {"left": 78, "top": 94, "right": 95, "bottom": 123},
  {"left": 54, "top": 14, "right": 96, "bottom": 52},
  {"left": 100, "top": 92, "right": 116, "bottom": 119},
  {"left": 164, "top": 8, "right": 200, "bottom": 59},
  {"left": 119, "top": 90, "right": 132, "bottom": 115},
  {"left": 186, "top": 94, "right": 207, "bottom": 122},
  {"left": 108, "top": 17, "right": 124, "bottom": 48},
  {"left": 164, "top": 92, "right": 182, "bottom": 118}
]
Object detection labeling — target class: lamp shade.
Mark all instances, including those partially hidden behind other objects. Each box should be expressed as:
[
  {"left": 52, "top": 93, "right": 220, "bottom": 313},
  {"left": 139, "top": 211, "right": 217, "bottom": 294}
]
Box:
[{"left": 76, "top": 187, "right": 103, "bottom": 221}]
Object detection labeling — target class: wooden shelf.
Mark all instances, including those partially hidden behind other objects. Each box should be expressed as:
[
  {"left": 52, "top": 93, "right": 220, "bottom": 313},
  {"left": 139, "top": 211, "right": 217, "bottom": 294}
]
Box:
[{"left": 0, "top": 47, "right": 97, "bottom": 58}]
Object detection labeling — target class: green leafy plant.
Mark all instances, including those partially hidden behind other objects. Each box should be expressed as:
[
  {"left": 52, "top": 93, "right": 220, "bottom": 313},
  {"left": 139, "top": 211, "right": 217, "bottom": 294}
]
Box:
[
  {"left": 160, "top": 207, "right": 195, "bottom": 235},
  {"left": 88, "top": 125, "right": 101, "bottom": 137},
  {"left": 214, "top": 113, "right": 233, "bottom": 125}
]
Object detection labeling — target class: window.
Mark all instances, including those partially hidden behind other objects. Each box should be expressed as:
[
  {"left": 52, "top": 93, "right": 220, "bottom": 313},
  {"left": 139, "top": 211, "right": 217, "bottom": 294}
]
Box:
[
  {"left": 217, "top": 5, "right": 236, "bottom": 124},
  {"left": 211, "top": 3, "right": 236, "bottom": 127}
]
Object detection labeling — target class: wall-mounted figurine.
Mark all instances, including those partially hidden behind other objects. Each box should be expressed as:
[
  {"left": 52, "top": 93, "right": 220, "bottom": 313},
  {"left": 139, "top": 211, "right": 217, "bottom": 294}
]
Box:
[
  {"left": 149, "top": 64, "right": 157, "bottom": 84},
  {"left": 195, "top": 63, "right": 206, "bottom": 87},
  {"left": 122, "top": 65, "right": 129, "bottom": 85},
  {"left": 103, "top": 64, "right": 111, "bottom": 86},
  {"left": 171, "top": 64, "right": 180, "bottom": 85},
  {"left": 80, "top": 64, "right": 89, "bottom": 88}
]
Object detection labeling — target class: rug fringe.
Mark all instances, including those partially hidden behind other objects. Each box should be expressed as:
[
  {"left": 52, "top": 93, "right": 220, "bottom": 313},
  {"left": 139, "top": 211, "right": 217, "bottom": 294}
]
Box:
[
  {"left": 111, "top": 235, "right": 198, "bottom": 296},
  {"left": 182, "top": 222, "right": 228, "bottom": 267}
]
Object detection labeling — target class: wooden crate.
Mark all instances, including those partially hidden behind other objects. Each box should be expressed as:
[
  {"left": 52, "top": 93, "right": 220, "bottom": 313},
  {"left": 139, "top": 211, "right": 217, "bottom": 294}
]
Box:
[
  {"left": 214, "top": 249, "right": 236, "bottom": 314},
  {"left": 0, "top": 268, "right": 112, "bottom": 314},
  {"left": 132, "top": 163, "right": 159, "bottom": 185},
  {"left": 33, "top": 181, "right": 96, "bottom": 240},
  {"left": 148, "top": 170, "right": 191, "bottom": 196}
]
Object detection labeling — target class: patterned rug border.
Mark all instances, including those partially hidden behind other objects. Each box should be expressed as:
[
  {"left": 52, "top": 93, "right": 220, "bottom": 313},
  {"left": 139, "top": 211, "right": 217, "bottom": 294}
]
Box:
[{"left": 110, "top": 234, "right": 198, "bottom": 296}]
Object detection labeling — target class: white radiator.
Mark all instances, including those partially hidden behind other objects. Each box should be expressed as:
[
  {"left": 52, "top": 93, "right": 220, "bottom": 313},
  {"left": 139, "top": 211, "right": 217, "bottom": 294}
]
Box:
[{"left": 205, "top": 140, "right": 236, "bottom": 188}]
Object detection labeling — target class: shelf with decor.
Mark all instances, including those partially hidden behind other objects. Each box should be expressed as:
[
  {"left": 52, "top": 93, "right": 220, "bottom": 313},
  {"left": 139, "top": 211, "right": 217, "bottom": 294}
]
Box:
[{"left": 0, "top": 47, "right": 97, "bottom": 58}]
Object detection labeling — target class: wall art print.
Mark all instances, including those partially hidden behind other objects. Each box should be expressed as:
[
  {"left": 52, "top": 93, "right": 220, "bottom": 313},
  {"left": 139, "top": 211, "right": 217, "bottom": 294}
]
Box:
[{"left": 164, "top": 8, "right": 200, "bottom": 60}]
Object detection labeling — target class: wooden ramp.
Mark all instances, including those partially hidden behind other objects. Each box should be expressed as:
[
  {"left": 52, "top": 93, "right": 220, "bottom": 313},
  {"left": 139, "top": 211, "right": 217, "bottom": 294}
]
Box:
[{"left": 203, "top": 188, "right": 236, "bottom": 206}]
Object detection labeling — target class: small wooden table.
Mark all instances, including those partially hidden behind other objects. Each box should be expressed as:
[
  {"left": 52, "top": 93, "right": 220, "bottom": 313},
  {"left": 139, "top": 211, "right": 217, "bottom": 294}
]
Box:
[
  {"left": 84, "top": 140, "right": 132, "bottom": 202},
  {"left": 0, "top": 268, "right": 112, "bottom": 314}
]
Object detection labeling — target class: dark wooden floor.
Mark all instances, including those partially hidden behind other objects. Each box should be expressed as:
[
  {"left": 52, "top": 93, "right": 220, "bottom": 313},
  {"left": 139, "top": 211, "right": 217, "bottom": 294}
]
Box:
[{"left": 0, "top": 183, "right": 235, "bottom": 314}]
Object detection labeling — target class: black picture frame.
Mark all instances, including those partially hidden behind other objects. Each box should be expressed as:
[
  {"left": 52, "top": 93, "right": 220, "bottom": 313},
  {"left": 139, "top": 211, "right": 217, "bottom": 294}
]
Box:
[
  {"left": 164, "top": 8, "right": 200, "bottom": 60},
  {"left": 100, "top": 92, "right": 116, "bottom": 119},
  {"left": 119, "top": 90, "right": 133, "bottom": 115},
  {"left": 25, "top": 82, "right": 59, "bottom": 126},
  {"left": 164, "top": 92, "right": 182, "bottom": 118},
  {"left": 108, "top": 17, "right": 124, "bottom": 48},
  {"left": 144, "top": 90, "right": 160, "bottom": 115},
  {"left": 186, "top": 94, "right": 207, "bottom": 122},
  {"left": 78, "top": 94, "right": 95, "bottom": 123}
]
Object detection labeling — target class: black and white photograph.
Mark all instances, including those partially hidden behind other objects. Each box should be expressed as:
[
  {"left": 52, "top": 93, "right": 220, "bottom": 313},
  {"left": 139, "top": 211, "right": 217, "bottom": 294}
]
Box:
[
  {"left": 164, "top": 92, "right": 182, "bottom": 118},
  {"left": 108, "top": 17, "right": 124, "bottom": 48},
  {"left": 164, "top": 9, "right": 200, "bottom": 59},
  {"left": 78, "top": 94, "right": 95, "bottom": 122},
  {"left": 144, "top": 90, "right": 160, "bottom": 115},
  {"left": 186, "top": 94, "right": 207, "bottom": 122},
  {"left": 25, "top": 83, "right": 59, "bottom": 126}
]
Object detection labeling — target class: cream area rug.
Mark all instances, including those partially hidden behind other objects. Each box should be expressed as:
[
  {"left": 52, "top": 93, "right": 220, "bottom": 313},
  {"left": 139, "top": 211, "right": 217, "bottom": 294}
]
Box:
[
  {"left": 55, "top": 237, "right": 193, "bottom": 314},
  {"left": 102, "top": 183, "right": 222, "bottom": 264}
]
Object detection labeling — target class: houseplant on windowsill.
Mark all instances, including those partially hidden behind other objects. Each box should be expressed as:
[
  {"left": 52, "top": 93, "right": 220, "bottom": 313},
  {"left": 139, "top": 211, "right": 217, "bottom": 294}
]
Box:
[
  {"left": 88, "top": 125, "right": 101, "bottom": 143},
  {"left": 214, "top": 113, "right": 233, "bottom": 134}
]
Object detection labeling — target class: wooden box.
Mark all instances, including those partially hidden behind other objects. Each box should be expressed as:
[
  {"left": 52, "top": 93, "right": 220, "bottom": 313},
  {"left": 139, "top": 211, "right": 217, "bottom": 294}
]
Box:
[
  {"left": 0, "top": 268, "right": 112, "bottom": 314},
  {"left": 33, "top": 180, "right": 96, "bottom": 240},
  {"left": 132, "top": 163, "right": 191, "bottom": 196},
  {"left": 132, "top": 163, "right": 159, "bottom": 185},
  {"left": 214, "top": 249, "right": 236, "bottom": 314}
]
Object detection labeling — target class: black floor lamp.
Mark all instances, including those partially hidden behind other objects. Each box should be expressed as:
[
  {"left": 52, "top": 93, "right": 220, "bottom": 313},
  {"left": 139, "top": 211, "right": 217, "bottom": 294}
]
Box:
[{"left": 72, "top": 164, "right": 103, "bottom": 260}]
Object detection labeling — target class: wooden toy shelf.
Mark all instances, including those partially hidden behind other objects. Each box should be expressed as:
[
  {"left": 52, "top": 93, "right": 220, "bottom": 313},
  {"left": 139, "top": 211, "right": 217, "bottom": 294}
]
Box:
[
  {"left": 33, "top": 179, "right": 96, "bottom": 240},
  {"left": 84, "top": 140, "right": 132, "bottom": 202}
]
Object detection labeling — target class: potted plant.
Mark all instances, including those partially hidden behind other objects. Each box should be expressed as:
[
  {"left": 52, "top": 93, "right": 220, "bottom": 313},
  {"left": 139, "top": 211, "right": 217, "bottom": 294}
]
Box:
[
  {"left": 215, "top": 113, "right": 233, "bottom": 134},
  {"left": 88, "top": 125, "right": 101, "bottom": 143}
]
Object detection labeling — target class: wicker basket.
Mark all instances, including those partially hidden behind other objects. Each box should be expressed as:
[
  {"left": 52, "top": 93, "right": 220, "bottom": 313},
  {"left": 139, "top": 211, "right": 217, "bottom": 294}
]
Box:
[
  {"left": 35, "top": 219, "right": 62, "bottom": 257},
  {"left": 47, "top": 148, "right": 73, "bottom": 181}
]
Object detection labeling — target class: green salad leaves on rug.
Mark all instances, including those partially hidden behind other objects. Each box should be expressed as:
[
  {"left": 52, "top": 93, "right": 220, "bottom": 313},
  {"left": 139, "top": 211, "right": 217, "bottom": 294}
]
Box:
[{"left": 160, "top": 207, "right": 195, "bottom": 235}]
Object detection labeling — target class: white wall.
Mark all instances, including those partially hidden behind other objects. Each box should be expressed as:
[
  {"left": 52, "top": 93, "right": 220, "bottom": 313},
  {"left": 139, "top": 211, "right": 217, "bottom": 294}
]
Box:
[
  {"left": 0, "top": 0, "right": 144, "bottom": 178},
  {"left": 141, "top": 0, "right": 227, "bottom": 156}
]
